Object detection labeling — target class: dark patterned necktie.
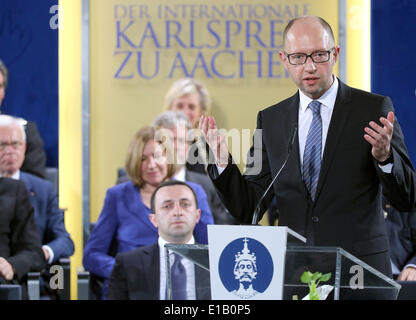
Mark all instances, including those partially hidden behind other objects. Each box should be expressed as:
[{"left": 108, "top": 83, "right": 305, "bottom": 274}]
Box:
[
  {"left": 171, "top": 253, "right": 187, "bottom": 300},
  {"left": 303, "top": 100, "right": 322, "bottom": 201}
]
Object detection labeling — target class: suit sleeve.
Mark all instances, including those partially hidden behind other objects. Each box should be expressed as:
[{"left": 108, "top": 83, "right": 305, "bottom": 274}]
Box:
[
  {"left": 207, "top": 182, "right": 237, "bottom": 225},
  {"left": 107, "top": 253, "right": 129, "bottom": 300},
  {"left": 21, "top": 121, "right": 47, "bottom": 179},
  {"left": 377, "top": 97, "right": 416, "bottom": 212},
  {"left": 207, "top": 111, "right": 274, "bottom": 224},
  {"left": 43, "top": 183, "right": 75, "bottom": 262},
  {"left": 83, "top": 188, "right": 118, "bottom": 279},
  {"left": 7, "top": 181, "right": 45, "bottom": 281},
  {"left": 191, "top": 172, "right": 237, "bottom": 225}
]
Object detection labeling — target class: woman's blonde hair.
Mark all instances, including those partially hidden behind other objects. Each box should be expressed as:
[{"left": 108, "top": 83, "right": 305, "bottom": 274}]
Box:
[
  {"left": 125, "top": 126, "right": 177, "bottom": 187},
  {"left": 163, "top": 78, "right": 211, "bottom": 115}
]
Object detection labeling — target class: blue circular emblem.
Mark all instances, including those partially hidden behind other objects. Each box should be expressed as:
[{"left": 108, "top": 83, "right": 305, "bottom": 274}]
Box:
[{"left": 218, "top": 237, "right": 274, "bottom": 297}]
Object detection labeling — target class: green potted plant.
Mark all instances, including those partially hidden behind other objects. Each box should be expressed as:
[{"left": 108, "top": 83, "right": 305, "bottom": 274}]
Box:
[{"left": 300, "top": 271, "right": 332, "bottom": 300}]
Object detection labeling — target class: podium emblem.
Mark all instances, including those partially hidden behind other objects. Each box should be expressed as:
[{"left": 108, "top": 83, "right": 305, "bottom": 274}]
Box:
[{"left": 218, "top": 237, "right": 274, "bottom": 299}]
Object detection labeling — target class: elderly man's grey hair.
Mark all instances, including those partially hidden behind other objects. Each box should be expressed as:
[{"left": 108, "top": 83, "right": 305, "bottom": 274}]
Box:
[
  {"left": 0, "top": 114, "right": 27, "bottom": 141},
  {"left": 152, "top": 110, "right": 192, "bottom": 131}
]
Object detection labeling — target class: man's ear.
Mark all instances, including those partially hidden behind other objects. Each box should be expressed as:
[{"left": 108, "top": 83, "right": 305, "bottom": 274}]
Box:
[
  {"left": 195, "top": 209, "right": 201, "bottom": 224},
  {"left": 278, "top": 50, "right": 289, "bottom": 71},
  {"left": 332, "top": 46, "right": 340, "bottom": 65},
  {"left": 149, "top": 213, "right": 158, "bottom": 228}
]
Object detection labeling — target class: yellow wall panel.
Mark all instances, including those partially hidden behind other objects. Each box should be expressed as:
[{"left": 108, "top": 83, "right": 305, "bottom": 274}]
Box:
[
  {"left": 59, "top": 0, "right": 83, "bottom": 300},
  {"left": 346, "top": 0, "right": 371, "bottom": 91}
]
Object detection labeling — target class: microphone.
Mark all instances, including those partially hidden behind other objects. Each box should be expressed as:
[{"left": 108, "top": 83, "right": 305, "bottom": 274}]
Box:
[{"left": 251, "top": 126, "right": 298, "bottom": 225}]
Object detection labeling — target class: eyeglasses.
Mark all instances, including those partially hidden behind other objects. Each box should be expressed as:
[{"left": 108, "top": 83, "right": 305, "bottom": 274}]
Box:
[
  {"left": 285, "top": 48, "right": 335, "bottom": 65},
  {"left": 0, "top": 141, "right": 24, "bottom": 150}
]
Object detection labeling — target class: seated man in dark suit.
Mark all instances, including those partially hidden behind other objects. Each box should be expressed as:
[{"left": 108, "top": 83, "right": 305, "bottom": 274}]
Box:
[
  {"left": 0, "top": 177, "right": 45, "bottom": 293},
  {"left": 0, "top": 115, "right": 74, "bottom": 266},
  {"left": 107, "top": 180, "right": 211, "bottom": 300},
  {"left": 0, "top": 59, "right": 47, "bottom": 179},
  {"left": 384, "top": 199, "right": 416, "bottom": 281}
]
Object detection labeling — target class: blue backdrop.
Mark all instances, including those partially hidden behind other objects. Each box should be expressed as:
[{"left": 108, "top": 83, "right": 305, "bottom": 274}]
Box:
[
  {"left": 371, "top": 0, "right": 416, "bottom": 166},
  {"left": 0, "top": 0, "right": 59, "bottom": 167}
]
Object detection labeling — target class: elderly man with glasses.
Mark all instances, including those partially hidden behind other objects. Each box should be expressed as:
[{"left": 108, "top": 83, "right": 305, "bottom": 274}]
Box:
[{"left": 0, "top": 115, "right": 74, "bottom": 295}]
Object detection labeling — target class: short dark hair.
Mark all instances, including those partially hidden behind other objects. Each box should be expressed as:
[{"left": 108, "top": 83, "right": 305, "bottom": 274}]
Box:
[
  {"left": 282, "top": 16, "right": 335, "bottom": 49},
  {"left": 150, "top": 180, "right": 199, "bottom": 213}
]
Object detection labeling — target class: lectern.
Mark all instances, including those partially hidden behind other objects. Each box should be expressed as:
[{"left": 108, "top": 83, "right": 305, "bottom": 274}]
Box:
[{"left": 165, "top": 226, "right": 400, "bottom": 300}]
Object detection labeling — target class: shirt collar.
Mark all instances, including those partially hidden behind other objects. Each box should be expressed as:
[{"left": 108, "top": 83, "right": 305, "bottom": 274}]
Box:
[
  {"left": 159, "top": 235, "right": 195, "bottom": 258},
  {"left": 299, "top": 75, "right": 339, "bottom": 112},
  {"left": 173, "top": 166, "right": 186, "bottom": 182},
  {"left": 0, "top": 170, "right": 20, "bottom": 180}
]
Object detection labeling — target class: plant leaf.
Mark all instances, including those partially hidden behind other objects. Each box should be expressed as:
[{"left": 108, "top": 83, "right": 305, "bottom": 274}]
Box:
[
  {"left": 320, "top": 273, "right": 332, "bottom": 282},
  {"left": 301, "top": 271, "right": 312, "bottom": 283},
  {"left": 312, "top": 272, "right": 322, "bottom": 282}
]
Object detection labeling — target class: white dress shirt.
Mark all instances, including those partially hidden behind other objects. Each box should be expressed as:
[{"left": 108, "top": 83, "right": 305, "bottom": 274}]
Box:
[
  {"left": 173, "top": 166, "right": 186, "bottom": 182},
  {"left": 158, "top": 236, "right": 196, "bottom": 300}
]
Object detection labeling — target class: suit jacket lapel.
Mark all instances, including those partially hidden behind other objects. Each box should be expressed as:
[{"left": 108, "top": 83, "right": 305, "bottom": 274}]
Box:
[
  {"left": 279, "top": 93, "right": 308, "bottom": 195},
  {"left": 19, "top": 172, "right": 33, "bottom": 194},
  {"left": 123, "top": 181, "right": 156, "bottom": 230},
  {"left": 19, "top": 172, "right": 37, "bottom": 204},
  {"left": 287, "top": 94, "right": 305, "bottom": 190},
  {"left": 315, "top": 80, "right": 353, "bottom": 201}
]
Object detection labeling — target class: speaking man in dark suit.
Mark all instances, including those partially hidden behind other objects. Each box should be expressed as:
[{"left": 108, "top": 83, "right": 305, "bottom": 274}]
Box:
[
  {"left": 0, "top": 115, "right": 74, "bottom": 264},
  {"left": 0, "top": 177, "right": 45, "bottom": 286},
  {"left": 107, "top": 180, "right": 211, "bottom": 300},
  {"left": 199, "top": 15, "right": 416, "bottom": 281},
  {"left": 0, "top": 59, "right": 47, "bottom": 179}
]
